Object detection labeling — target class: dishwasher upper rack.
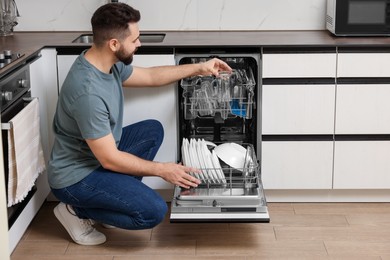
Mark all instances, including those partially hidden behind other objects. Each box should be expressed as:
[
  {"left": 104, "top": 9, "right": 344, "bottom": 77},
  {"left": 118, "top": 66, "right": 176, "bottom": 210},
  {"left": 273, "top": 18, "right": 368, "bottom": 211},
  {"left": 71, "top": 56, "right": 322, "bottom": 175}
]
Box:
[
  {"left": 180, "top": 68, "right": 256, "bottom": 120},
  {"left": 182, "top": 139, "right": 260, "bottom": 189}
]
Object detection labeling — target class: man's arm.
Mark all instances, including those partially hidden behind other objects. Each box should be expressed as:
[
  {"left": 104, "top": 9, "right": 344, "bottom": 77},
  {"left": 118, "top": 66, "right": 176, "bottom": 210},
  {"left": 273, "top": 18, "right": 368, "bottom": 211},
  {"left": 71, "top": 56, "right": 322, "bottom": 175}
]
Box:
[
  {"left": 85, "top": 133, "right": 201, "bottom": 189},
  {"left": 122, "top": 58, "right": 232, "bottom": 88}
]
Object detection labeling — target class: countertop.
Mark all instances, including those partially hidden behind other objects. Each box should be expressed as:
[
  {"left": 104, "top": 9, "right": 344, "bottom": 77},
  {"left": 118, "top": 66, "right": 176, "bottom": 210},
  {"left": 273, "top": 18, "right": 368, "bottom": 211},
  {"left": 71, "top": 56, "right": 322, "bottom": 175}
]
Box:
[{"left": 1, "top": 30, "right": 390, "bottom": 75}]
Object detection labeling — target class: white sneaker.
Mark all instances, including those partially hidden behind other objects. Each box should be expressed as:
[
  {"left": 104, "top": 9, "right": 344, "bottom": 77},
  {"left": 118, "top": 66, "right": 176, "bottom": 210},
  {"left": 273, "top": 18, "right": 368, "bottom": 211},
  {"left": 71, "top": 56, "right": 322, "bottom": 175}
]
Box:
[{"left": 54, "top": 203, "right": 106, "bottom": 245}]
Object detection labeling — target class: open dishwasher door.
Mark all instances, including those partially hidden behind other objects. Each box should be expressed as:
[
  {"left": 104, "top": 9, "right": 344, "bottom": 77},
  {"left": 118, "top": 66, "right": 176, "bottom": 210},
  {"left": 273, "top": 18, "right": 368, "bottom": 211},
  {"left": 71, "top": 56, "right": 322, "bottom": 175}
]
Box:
[
  {"left": 170, "top": 142, "right": 270, "bottom": 223},
  {"left": 170, "top": 50, "right": 269, "bottom": 223}
]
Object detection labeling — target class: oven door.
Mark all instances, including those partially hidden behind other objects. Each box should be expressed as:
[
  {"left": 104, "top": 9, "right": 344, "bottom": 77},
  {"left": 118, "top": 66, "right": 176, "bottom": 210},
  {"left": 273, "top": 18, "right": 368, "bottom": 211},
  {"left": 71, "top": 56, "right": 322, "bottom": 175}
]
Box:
[
  {"left": 334, "top": 0, "right": 390, "bottom": 36},
  {"left": 1, "top": 92, "right": 37, "bottom": 228}
]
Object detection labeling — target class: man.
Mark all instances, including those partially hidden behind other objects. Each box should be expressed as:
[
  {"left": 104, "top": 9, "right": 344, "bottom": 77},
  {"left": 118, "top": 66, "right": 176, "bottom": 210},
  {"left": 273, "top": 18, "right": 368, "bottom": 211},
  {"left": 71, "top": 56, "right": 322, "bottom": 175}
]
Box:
[{"left": 47, "top": 3, "right": 232, "bottom": 246}]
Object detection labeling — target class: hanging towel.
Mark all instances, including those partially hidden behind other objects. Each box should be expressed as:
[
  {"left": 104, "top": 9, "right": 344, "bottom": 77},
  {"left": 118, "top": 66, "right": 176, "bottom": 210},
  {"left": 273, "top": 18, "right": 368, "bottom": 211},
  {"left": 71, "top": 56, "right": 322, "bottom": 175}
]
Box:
[{"left": 7, "top": 98, "right": 46, "bottom": 207}]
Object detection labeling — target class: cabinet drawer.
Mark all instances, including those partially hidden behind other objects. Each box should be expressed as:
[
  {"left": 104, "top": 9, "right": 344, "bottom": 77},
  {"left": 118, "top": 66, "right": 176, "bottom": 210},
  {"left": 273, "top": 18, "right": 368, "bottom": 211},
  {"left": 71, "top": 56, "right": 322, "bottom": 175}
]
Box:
[
  {"left": 262, "top": 53, "right": 336, "bottom": 78},
  {"left": 334, "top": 141, "right": 390, "bottom": 189},
  {"left": 262, "top": 84, "right": 335, "bottom": 134},
  {"left": 262, "top": 141, "right": 334, "bottom": 189},
  {"left": 335, "top": 84, "right": 390, "bottom": 134},
  {"left": 338, "top": 53, "right": 390, "bottom": 78}
]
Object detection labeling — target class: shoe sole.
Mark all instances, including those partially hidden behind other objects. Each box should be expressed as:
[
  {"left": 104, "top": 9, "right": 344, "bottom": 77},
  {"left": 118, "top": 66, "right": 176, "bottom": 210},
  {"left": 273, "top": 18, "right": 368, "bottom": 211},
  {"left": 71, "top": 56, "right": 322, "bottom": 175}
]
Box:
[
  {"left": 54, "top": 205, "right": 106, "bottom": 246},
  {"left": 102, "top": 223, "right": 117, "bottom": 229}
]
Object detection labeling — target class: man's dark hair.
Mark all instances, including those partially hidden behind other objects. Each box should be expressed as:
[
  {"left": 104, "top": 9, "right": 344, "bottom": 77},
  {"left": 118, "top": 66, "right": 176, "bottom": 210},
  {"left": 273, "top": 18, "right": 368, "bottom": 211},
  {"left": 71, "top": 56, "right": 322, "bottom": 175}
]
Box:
[{"left": 91, "top": 3, "right": 141, "bottom": 47}]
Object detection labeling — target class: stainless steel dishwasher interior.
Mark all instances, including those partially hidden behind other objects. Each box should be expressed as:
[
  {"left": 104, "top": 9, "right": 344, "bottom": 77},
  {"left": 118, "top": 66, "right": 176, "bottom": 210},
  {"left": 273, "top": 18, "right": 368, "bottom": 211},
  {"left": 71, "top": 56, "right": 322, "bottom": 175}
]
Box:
[{"left": 170, "top": 53, "right": 269, "bottom": 223}]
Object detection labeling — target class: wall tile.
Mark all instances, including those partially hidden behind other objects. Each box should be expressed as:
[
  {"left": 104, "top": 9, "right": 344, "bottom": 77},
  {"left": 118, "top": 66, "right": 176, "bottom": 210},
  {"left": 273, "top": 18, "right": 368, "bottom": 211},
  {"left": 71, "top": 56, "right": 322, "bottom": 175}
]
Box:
[{"left": 14, "top": 0, "right": 326, "bottom": 31}]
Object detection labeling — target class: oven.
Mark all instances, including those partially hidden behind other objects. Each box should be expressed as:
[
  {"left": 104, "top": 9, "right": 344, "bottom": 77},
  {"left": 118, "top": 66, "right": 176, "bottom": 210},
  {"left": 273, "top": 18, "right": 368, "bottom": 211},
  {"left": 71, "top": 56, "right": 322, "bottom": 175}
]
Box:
[
  {"left": 0, "top": 61, "right": 34, "bottom": 229},
  {"left": 170, "top": 48, "right": 269, "bottom": 223}
]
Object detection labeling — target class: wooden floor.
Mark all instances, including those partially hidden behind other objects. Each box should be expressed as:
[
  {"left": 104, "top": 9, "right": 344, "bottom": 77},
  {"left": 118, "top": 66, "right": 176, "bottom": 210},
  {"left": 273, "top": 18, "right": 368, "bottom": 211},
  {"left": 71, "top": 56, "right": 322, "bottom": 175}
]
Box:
[{"left": 10, "top": 201, "right": 390, "bottom": 259}]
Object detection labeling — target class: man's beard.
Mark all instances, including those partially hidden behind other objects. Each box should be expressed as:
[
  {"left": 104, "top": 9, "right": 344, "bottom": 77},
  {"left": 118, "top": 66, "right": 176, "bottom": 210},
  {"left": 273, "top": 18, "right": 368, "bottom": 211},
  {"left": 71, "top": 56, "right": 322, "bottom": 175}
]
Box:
[{"left": 115, "top": 47, "right": 135, "bottom": 65}]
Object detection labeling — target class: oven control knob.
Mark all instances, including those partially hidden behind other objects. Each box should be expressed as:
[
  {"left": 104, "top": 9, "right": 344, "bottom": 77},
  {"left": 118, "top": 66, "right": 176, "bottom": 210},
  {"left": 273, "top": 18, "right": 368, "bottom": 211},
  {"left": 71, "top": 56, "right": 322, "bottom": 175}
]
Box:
[
  {"left": 2, "top": 91, "right": 13, "bottom": 101},
  {"left": 3, "top": 50, "right": 12, "bottom": 58},
  {"left": 18, "top": 79, "right": 29, "bottom": 88}
]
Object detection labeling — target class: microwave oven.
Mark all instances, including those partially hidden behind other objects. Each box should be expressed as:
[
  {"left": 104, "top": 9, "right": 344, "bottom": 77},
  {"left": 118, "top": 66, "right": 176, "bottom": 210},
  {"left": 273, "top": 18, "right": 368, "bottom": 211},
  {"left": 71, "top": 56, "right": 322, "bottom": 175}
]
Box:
[{"left": 326, "top": 0, "right": 390, "bottom": 36}]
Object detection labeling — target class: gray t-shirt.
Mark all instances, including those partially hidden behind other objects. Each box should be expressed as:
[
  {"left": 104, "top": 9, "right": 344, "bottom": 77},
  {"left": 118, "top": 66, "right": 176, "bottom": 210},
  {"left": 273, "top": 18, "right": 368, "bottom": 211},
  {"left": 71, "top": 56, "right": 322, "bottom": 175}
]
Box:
[{"left": 48, "top": 51, "right": 133, "bottom": 189}]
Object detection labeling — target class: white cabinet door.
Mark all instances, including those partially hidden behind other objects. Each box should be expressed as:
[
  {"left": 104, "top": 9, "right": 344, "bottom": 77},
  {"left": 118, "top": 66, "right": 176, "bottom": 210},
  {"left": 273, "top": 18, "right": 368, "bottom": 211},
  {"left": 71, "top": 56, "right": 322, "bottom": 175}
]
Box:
[
  {"left": 30, "top": 48, "right": 58, "bottom": 162},
  {"left": 262, "top": 53, "right": 337, "bottom": 78},
  {"left": 123, "top": 54, "right": 176, "bottom": 190},
  {"left": 334, "top": 141, "right": 390, "bottom": 189},
  {"left": 338, "top": 53, "right": 390, "bottom": 77},
  {"left": 262, "top": 84, "right": 335, "bottom": 134},
  {"left": 262, "top": 141, "right": 334, "bottom": 189},
  {"left": 57, "top": 55, "right": 78, "bottom": 92},
  {"left": 335, "top": 84, "right": 390, "bottom": 134},
  {"left": 15, "top": 48, "right": 56, "bottom": 253}
]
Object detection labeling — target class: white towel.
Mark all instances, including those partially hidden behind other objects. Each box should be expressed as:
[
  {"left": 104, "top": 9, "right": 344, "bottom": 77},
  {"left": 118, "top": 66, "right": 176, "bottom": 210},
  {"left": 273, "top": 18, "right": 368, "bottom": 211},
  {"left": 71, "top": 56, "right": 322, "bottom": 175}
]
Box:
[{"left": 7, "top": 98, "right": 46, "bottom": 207}]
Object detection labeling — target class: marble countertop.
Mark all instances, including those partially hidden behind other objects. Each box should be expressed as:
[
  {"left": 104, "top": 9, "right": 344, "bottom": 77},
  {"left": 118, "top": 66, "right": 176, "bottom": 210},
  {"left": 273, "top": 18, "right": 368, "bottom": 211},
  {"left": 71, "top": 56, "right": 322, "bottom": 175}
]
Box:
[{"left": 1, "top": 30, "right": 390, "bottom": 75}]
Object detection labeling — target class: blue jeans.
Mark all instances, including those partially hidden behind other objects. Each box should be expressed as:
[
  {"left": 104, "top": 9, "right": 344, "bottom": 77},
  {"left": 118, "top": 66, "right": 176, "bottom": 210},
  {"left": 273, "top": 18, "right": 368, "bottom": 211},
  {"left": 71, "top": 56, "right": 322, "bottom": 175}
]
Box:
[{"left": 51, "top": 119, "right": 168, "bottom": 230}]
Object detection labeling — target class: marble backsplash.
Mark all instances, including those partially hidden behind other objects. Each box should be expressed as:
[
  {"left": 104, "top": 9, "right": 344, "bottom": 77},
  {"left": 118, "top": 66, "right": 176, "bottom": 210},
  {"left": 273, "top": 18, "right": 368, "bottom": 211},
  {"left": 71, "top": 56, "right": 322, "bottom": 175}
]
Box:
[{"left": 14, "top": 0, "right": 326, "bottom": 32}]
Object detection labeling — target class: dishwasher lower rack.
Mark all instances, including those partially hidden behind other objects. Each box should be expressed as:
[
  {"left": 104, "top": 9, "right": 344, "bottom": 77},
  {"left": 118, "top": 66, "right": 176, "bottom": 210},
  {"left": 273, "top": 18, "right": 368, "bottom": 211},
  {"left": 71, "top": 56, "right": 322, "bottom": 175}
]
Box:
[{"left": 170, "top": 142, "right": 270, "bottom": 223}]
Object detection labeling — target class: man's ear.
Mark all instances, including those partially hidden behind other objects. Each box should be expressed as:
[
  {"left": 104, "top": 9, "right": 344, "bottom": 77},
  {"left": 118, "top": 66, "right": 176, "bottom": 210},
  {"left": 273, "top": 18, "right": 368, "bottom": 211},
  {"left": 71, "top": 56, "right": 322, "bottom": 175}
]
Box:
[{"left": 108, "top": 39, "right": 120, "bottom": 52}]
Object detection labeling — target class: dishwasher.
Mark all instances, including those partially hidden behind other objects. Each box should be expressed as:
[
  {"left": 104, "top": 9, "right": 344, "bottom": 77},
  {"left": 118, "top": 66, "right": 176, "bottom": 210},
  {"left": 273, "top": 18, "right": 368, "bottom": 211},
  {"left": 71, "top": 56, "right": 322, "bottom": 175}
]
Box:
[{"left": 170, "top": 50, "right": 269, "bottom": 223}]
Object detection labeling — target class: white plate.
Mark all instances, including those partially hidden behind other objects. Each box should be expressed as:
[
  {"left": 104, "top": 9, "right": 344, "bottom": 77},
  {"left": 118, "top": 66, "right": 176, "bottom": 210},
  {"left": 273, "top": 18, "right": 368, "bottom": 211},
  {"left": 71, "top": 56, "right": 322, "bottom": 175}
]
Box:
[
  {"left": 201, "top": 139, "right": 220, "bottom": 183},
  {"left": 183, "top": 139, "right": 191, "bottom": 166},
  {"left": 199, "top": 140, "right": 216, "bottom": 183},
  {"left": 183, "top": 138, "right": 199, "bottom": 179},
  {"left": 195, "top": 139, "right": 212, "bottom": 182},
  {"left": 189, "top": 139, "right": 205, "bottom": 180},
  {"left": 181, "top": 138, "right": 188, "bottom": 166},
  {"left": 204, "top": 140, "right": 217, "bottom": 148},
  {"left": 211, "top": 150, "right": 226, "bottom": 184}
]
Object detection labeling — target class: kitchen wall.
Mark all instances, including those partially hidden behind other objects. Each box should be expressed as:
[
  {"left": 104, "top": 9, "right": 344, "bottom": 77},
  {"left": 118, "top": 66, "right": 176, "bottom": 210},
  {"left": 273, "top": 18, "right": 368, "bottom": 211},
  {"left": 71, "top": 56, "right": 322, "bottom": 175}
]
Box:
[{"left": 15, "top": 0, "right": 326, "bottom": 31}]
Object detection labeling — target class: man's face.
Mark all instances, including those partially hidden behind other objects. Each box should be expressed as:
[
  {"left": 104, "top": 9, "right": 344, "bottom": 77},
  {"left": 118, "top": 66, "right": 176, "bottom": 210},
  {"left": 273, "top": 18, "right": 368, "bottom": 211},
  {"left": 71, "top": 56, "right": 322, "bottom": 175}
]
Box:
[{"left": 114, "top": 23, "right": 141, "bottom": 65}]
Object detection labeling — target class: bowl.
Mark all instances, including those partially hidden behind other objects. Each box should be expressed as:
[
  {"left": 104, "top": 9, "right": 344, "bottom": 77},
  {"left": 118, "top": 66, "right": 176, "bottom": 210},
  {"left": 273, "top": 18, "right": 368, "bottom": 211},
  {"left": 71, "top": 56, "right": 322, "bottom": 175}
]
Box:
[{"left": 213, "top": 143, "right": 250, "bottom": 171}]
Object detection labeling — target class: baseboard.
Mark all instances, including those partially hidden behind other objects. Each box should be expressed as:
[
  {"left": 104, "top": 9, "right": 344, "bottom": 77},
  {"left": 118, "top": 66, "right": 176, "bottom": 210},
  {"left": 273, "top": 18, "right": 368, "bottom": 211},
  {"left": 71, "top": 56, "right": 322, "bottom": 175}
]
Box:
[{"left": 265, "top": 189, "right": 390, "bottom": 202}]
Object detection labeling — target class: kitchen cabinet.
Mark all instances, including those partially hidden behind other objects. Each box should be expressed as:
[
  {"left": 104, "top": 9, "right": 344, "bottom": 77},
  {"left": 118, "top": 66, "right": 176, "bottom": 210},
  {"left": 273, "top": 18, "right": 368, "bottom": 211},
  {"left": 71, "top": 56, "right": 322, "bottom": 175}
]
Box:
[
  {"left": 30, "top": 48, "right": 58, "bottom": 159},
  {"left": 262, "top": 52, "right": 336, "bottom": 78},
  {"left": 262, "top": 141, "right": 334, "bottom": 189},
  {"left": 261, "top": 48, "right": 336, "bottom": 190},
  {"left": 331, "top": 48, "right": 390, "bottom": 191},
  {"left": 5, "top": 48, "right": 55, "bottom": 253},
  {"left": 56, "top": 50, "right": 176, "bottom": 197},
  {"left": 335, "top": 83, "right": 390, "bottom": 134},
  {"left": 335, "top": 49, "right": 390, "bottom": 134},
  {"left": 337, "top": 53, "right": 390, "bottom": 78},
  {"left": 334, "top": 141, "right": 390, "bottom": 189},
  {"left": 123, "top": 54, "right": 177, "bottom": 193},
  {"left": 261, "top": 47, "right": 390, "bottom": 194},
  {"left": 57, "top": 54, "right": 78, "bottom": 92},
  {"left": 262, "top": 83, "right": 335, "bottom": 134}
]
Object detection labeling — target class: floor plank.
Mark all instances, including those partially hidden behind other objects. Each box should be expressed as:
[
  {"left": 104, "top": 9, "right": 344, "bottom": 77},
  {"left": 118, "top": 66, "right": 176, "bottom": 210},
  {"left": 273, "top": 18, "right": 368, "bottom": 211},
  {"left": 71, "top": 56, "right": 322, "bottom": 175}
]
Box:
[
  {"left": 65, "top": 240, "right": 196, "bottom": 256},
  {"left": 293, "top": 203, "right": 390, "bottom": 214},
  {"left": 346, "top": 213, "right": 390, "bottom": 226},
  {"left": 325, "top": 241, "right": 390, "bottom": 257},
  {"left": 275, "top": 226, "right": 390, "bottom": 242},
  {"left": 196, "top": 240, "right": 328, "bottom": 257}
]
